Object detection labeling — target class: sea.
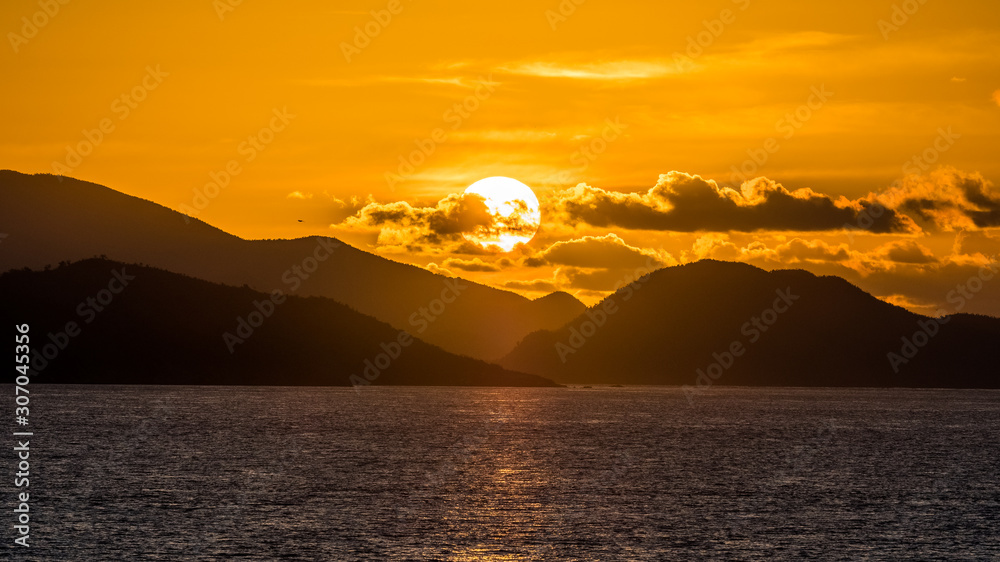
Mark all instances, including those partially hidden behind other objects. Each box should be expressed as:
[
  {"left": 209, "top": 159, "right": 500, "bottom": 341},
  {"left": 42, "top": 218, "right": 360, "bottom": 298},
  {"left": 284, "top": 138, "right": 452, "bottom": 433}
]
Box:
[{"left": 7, "top": 385, "right": 1000, "bottom": 560}]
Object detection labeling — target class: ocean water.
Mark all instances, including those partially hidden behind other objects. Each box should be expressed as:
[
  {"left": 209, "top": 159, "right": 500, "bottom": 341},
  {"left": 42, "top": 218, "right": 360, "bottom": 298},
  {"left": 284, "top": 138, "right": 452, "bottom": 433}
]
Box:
[{"left": 8, "top": 385, "right": 1000, "bottom": 560}]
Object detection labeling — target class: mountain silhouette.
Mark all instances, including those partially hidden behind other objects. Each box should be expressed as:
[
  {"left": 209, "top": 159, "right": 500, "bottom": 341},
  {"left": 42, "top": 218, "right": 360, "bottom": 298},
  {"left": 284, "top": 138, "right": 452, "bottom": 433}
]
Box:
[
  {"left": 0, "top": 259, "right": 560, "bottom": 387},
  {"left": 500, "top": 260, "right": 1000, "bottom": 387},
  {"left": 0, "top": 171, "right": 585, "bottom": 360}
]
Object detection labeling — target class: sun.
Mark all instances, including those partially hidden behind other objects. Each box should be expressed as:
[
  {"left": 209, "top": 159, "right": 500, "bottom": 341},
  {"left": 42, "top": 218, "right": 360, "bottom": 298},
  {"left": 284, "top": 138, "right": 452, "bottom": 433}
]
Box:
[{"left": 462, "top": 177, "right": 541, "bottom": 252}]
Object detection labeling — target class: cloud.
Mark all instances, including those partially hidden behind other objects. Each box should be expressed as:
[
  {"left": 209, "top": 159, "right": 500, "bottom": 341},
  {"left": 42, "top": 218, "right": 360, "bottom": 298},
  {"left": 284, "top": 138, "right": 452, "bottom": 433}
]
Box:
[
  {"left": 499, "top": 59, "right": 682, "bottom": 81},
  {"left": 882, "top": 168, "right": 1000, "bottom": 230},
  {"left": 774, "top": 238, "right": 852, "bottom": 263},
  {"left": 994, "top": 89, "right": 1000, "bottom": 107},
  {"left": 425, "top": 262, "right": 455, "bottom": 277},
  {"left": 335, "top": 188, "right": 541, "bottom": 253},
  {"left": 510, "top": 234, "right": 672, "bottom": 295},
  {"left": 683, "top": 235, "right": 944, "bottom": 276},
  {"left": 952, "top": 229, "right": 1000, "bottom": 260},
  {"left": 559, "top": 267, "right": 644, "bottom": 292},
  {"left": 550, "top": 172, "right": 912, "bottom": 233},
  {"left": 503, "top": 279, "right": 558, "bottom": 293},
  {"left": 448, "top": 239, "right": 501, "bottom": 255},
  {"left": 443, "top": 257, "right": 500, "bottom": 272},
  {"left": 286, "top": 191, "right": 313, "bottom": 200},
  {"left": 526, "top": 233, "right": 666, "bottom": 269},
  {"left": 879, "top": 294, "right": 941, "bottom": 316},
  {"left": 336, "top": 192, "right": 494, "bottom": 245},
  {"left": 875, "top": 240, "right": 938, "bottom": 264},
  {"left": 860, "top": 259, "right": 1000, "bottom": 317}
]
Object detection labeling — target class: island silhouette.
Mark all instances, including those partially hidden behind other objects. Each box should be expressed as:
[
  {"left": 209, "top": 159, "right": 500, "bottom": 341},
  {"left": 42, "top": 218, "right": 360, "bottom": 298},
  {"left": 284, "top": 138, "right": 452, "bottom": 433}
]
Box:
[{"left": 1, "top": 170, "right": 997, "bottom": 388}]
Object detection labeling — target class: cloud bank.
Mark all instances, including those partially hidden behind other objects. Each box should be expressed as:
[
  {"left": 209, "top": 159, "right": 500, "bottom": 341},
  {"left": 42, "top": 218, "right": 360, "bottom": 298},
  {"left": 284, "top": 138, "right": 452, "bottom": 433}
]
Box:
[{"left": 548, "top": 172, "right": 913, "bottom": 233}]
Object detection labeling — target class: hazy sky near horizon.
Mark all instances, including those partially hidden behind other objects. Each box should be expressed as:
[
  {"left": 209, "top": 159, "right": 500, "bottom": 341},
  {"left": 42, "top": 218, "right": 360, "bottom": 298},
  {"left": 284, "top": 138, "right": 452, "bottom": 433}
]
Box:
[{"left": 2, "top": 0, "right": 999, "bottom": 314}]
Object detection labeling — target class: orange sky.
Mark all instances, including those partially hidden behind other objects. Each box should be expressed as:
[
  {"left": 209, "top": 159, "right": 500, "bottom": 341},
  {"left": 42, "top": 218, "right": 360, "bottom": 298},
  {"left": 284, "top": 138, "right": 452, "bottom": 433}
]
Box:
[{"left": 3, "top": 0, "right": 1000, "bottom": 314}]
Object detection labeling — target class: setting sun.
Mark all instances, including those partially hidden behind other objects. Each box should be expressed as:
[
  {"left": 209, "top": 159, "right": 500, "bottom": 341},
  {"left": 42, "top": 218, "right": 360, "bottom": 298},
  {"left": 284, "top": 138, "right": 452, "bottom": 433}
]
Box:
[{"left": 462, "top": 176, "right": 541, "bottom": 251}]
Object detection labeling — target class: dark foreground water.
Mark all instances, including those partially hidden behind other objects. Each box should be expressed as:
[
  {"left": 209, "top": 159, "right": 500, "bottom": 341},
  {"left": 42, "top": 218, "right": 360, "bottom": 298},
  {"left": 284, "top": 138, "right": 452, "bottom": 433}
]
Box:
[{"left": 5, "top": 385, "right": 1000, "bottom": 560}]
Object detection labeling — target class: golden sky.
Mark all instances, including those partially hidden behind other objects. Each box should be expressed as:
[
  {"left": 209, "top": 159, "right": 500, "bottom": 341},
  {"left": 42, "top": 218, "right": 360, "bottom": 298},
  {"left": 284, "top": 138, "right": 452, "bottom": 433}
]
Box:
[{"left": 3, "top": 0, "right": 1000, "bottom": 314}]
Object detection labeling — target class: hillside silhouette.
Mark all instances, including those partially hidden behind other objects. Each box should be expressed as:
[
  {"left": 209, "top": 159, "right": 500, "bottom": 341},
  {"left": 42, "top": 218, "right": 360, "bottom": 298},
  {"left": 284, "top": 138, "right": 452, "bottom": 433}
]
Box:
[
  {"left": 0, "top": 259, "right": 559, "bottom": 387},
  {"left": 0, "top": 171, "right": 585, "bottom": 360},
  {"left": 501, "top": 260, "right": 1000, "bottom": 387}
]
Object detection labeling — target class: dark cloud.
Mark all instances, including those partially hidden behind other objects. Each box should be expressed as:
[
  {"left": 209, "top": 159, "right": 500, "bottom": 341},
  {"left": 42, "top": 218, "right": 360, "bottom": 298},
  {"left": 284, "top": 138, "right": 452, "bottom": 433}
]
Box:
[
  {"left": 560, "top": 267, "right": 638, "bottom": 291},
  {"left": 530, "top": 233, "right": 664, "bottom": 269},
  {"left": 886, "top": 168, "right": 1000, "bottom": 230},
  {"left": 448, "top": 239, "right": 499, "bottom": 255},
  {"left": 953, "top": 230, "right": 1000, "bottom": 258},
  {"left": 878, "top": 240, "right": 938, "bottom": 264},
  {"left": 443, "top": 257, "right": 500, "bottom": 272},
  {"left": 551, "top": 172, "right": 913, "bottom": 233},
  {"left": 503, "top": 279, "right": 557, "bottom": 292},
  {"left": 774, "top": 238, "right": 851, "bottom": 263},
  {"left": 425, "top": 194, "right": 493, "bottom": 238},
  {"left": 955, "top": 174, "right": 1000, "bottom": 228},
  {"left": 335, "top": 192, "right": 494, "bottom": 245}
]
